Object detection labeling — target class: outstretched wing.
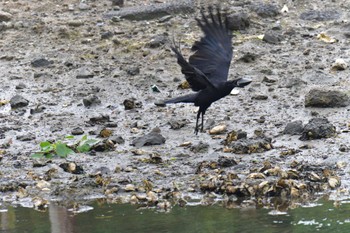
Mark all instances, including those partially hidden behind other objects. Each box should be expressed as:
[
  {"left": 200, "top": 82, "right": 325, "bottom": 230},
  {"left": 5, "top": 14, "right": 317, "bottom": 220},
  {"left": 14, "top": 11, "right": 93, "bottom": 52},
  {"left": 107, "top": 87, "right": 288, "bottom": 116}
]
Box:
[
  {"left": 189, "top": 6, "right": 233, "bottom": 85},
  {"left": 171, "top": 42, "right": 216, "bottom": 91}
]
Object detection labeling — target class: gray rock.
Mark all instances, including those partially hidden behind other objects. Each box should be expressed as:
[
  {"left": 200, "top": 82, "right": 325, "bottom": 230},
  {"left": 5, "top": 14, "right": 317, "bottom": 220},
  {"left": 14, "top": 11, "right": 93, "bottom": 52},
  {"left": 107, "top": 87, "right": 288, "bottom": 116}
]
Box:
[
  {"left": 168, "top": 118, "right": 187, "bottom": 130},
  {"left": 83, "top": 95, "right": 101, "bottom": 107},
  {"left": 252, "top": 94, "right": 268, "bottom": 100},
  {"left": 10, "top": 95, "right": 29, "bottom": 108},
  {"left": 300, "top": 10, "right": 341, "bottom": 21},
  {"left": 101, "top": 31, "right": 113, "bottom": 40},
  {"left": 111, "top": 0, "right": 124, "bottom": 7},
  {"left": 0, "top": 11, "right": 12, "bottom": 22},
  {"left": 110, "top": 135, "right": 125, "bottom": 144},
  {"left": 105, "top": 0, "right": 195, "bottom": 21},
  {"left": 131, "top": 130, "right": 166, "bottom": 147},
  {"left": 300, "top": 118, "right": 336, "bottom": 140},
  {"left": 16, "top": 133, "right": 36, "bottom": 141},
  {"left": 123, "top": 98, "right": 142, "bottom": 110},
  {"left": 147, "top": 34, "right": 168, "bottom": 48},
  {"left": 190, "top": 142, "right": 209, "bottom": 153},
  {"left": 263, "top": 31, "right": 282, "bottom": 44},
  {"left": 76, "top": 67, "right": 94, "bottom": 79},
  {"left": 305, "top": 89, "right": 349, "bottom": 108},
  {"left": 31, "top": 58, "right": 52, "bottom": 68},
  {"left": 227, "top": 137, "right": 273, "bottom": 154},
  {"left": 238, "top": 52, "right": 257, "bottom": 63},
  {"left": 125, "top": 66, "right": 140, "bottom": 76},
  {"left": 227, "top": 13, "right": 250, "bottom": 30},
  {"left": 218, "top": 156, "right": 237, "bottom": 167},
  {"left": 71, "top": 127, "right": 84, "bottom": 135},
  {"left": 283, "top": 121, "right": 303, "bottom": 135},
  {"left": 252, "top": 3, "right": 279, "bottom": 18},
  {"left": 30, "top": 105, "right": 45, "bottom": 114},
  {"left": 15, "top": 83, "right": 26, "bottom": 89}
]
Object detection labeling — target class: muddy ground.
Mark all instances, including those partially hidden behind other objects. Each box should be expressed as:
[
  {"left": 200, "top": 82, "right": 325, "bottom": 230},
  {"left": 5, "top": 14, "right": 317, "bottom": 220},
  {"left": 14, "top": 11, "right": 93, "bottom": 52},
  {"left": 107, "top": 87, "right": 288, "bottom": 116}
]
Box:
[{"left": 1, "top": 0, "right": 350, "bottom": 212}]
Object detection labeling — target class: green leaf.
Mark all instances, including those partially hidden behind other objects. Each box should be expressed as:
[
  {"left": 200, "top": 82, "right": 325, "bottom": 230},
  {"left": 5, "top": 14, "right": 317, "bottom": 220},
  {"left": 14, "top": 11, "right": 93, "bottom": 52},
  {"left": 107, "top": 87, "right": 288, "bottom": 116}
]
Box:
[
  {"left": 44, "top": 153, "right": 54, "bottom": 159},
  {"left": 83, "top": 139, "right": 99, "bottom": 146},
  {"left": 77, "top": 143, "right": 91, "bottom": 153},
  {"left": 81, "top": 135, "right": 88, "bottom": 141},
  {"left": 40, "top": 141, "right": 53, "bottom": 152},
  {"left": 56, "top": 142, "right": 74, "bottom": 158},
  {"left": 65, "top": 135, "right": 75, "bottom": 139},
  {"left": 31, "top": 153, "right": 44, "bottom": 158}
]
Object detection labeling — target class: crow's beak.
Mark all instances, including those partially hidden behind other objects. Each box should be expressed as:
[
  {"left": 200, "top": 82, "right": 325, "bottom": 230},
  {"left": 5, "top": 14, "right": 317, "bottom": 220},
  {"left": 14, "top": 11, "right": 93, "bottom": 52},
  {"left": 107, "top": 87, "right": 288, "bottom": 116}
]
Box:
[{"left": 237, "top": 77, "right": 252, "bottom": 87}]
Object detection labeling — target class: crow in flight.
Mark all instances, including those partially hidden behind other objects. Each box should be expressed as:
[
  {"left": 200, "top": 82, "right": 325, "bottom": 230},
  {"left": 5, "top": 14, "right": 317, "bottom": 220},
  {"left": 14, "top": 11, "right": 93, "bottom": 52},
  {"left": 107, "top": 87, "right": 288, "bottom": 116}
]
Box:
[{"left": 156, "top": 6, "right": 252, "bottom": 134}]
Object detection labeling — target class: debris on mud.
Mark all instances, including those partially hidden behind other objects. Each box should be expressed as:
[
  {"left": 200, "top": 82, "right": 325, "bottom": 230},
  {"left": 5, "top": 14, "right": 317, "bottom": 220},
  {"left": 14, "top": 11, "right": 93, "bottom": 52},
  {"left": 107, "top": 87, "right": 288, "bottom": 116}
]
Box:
[
  {"left": 131, "top": 128, "right": 166, "bottom": 147},
  {"left": 299, "top": 118, "right": 336, "bottom": 140}
]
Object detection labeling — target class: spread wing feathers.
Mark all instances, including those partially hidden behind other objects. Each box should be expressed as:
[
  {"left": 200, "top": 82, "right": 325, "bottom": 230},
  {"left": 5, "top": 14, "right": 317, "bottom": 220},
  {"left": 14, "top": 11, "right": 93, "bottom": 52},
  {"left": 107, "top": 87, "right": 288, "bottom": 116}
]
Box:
[
  {"left": 189, "top": 6, "right": 233, "bottom": 84},
  {"left": 170, "top": 42, "right": 217, "bottom": 92}
]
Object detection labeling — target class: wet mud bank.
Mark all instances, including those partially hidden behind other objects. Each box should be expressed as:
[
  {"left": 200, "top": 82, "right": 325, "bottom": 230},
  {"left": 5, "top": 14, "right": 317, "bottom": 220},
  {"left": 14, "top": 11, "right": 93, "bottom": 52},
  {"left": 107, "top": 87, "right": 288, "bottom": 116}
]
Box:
[{"left": 1, "top": 0, "right": 350, "bottom": 212}]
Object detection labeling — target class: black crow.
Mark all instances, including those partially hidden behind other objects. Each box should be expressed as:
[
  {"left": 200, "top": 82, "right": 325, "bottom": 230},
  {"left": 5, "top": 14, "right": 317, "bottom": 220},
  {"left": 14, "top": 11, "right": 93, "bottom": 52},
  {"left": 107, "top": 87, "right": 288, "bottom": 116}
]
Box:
[{"left": 156, "top": 6, "right": 252, "bottom": 134}]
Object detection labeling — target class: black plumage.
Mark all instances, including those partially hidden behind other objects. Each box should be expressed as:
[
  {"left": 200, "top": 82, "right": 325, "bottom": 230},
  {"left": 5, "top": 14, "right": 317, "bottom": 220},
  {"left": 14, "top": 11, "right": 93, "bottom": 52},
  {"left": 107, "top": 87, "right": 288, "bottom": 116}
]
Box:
[{"left": 157, "top": 6, "right": 251, "bottom": 134}]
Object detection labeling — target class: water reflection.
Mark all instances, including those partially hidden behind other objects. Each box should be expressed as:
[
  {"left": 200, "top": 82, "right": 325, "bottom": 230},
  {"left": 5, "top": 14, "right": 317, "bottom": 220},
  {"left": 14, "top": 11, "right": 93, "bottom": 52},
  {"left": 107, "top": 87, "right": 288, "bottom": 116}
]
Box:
[{"left": 1, "top": 199, "right": 350, "bottom": 233}]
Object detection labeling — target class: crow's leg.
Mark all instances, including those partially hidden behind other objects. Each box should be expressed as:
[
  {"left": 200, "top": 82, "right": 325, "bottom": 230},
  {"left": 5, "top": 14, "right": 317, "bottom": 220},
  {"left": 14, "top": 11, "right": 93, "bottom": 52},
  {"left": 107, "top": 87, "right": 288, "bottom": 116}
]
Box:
[
  {"left": 200, "top": 112, "right": 204, "bottom": 132},
  {"left": 195, "top": 110, "right": 201, "bottom": 135}
]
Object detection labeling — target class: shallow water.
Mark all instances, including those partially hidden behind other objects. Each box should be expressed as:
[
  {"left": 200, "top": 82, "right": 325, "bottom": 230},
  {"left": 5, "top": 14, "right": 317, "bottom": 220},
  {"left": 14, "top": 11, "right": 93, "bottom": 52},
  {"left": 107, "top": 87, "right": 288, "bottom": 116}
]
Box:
[{"left": 1, "top": 199, "right": 350, "bottom": 233}]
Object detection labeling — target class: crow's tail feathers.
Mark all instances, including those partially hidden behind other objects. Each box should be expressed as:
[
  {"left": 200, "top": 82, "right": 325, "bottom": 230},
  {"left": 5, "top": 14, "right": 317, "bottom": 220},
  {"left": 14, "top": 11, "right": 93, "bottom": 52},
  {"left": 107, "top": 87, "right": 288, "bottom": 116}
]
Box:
[
  {"left": 155, "top": 93, "right": 197, "bottom": 107},
  {"left": 164, "top": 93, "right": 197, "bottom": 104}
]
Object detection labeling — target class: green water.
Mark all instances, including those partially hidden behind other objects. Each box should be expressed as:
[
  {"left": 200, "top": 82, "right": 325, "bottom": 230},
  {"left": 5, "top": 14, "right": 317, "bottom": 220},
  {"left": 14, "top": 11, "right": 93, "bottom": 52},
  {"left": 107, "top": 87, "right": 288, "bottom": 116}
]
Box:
[{"left": 1, "top": 200, "right": 350, "bottom": 233}]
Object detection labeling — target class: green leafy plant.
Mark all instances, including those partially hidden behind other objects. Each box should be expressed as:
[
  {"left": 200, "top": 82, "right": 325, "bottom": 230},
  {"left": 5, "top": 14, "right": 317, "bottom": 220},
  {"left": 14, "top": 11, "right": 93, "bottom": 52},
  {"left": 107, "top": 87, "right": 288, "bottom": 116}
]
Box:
[{"left": 31, "top": 135, "right": 99, "bottom": 159}]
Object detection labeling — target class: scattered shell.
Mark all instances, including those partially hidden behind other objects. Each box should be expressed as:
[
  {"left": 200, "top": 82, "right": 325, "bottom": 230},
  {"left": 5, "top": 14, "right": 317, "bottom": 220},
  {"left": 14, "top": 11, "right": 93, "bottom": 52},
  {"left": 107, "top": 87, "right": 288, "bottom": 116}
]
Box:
[
  {"left": 131, "top": 149, "right": 146, "bottom": 155},
  {"left": 331, "top": 58, "right": 348, "bottom": 71},
  {"left": 179, "top": 141, "right": 192, "bottom": 147},
  {"left": 230, "top": 89, "right": 240, "bottom": 95},
  {"left": 336, "top": 161, "right": 347, "bottom": 169},
  {"left": 33, "top": 197, "right": 48, "bottom": 211},
  {"left": 317, "top": 33, "right": 337, "bottom": 43},
  {"left": 328, "top": 177, "right": 341, "bottom": 189},
  {"left": 308, "top": 172, "right": 321, "bottom": 182},
  {"left": 36, "top": 180, "right": 51, "bottom": 190},
  {"left": 280, "top": 5, "right": 289, "bottom": 13},
  {"left": 247, "top": 173, "right": 266, "bottom": 179},
  {"left": 147, "top": 191, "right": 158, "bottom": 203},
  {"left": 124, "top": 184, "right": 136, "bottom": 192},
  {"left": 209, "top": 125, "right": 227, "bottom": 135}
]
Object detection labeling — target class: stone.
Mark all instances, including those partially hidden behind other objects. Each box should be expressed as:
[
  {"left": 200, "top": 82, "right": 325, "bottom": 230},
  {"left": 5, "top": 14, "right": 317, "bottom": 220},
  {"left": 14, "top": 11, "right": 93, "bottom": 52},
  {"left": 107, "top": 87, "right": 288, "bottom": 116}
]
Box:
[
  {"left": 0, "top": 11, "right": 12, "bottom": 22},
  {"left": 15, "top": 83, "right": 26, "bottom": 89},
  {"left": 300, "top": 10, "right": 341, "bottom": 21},
  {"left": 16, "top": 133, "right": 36, "bottom": 141},
  {"left": 300, "top": 118, "right": 336, "bottom": 140},
  {"left": 252, "top": 3, "right": 279, "bottom": 18},
  {"left": 31, "top": 58, "right": 52, "bottom": 68},
  {"left": 110, "top": 135, "right": 125, "bottom": 144},
  {"left": 147, "top": 34, "right": 168, "bottom": 48},
  {"left": 123, "top": 98, "right": 142, "bottom": 110},
  {"left": 263, "top": 31, "right": 282, "bottom": 44},
  {"left": 76, "top": 67, "right": 94, "bottom": 79},
  {"left": 190, "top": 142, "right": 209, "bottom": 153},
  {"left": 226, "top": 137, "right": 273, "bottom": 154},
  {"left": 227, "top": 13, "right": 250, "bottom": 30},
  {"left": 10, "top": 95, "right": 29, "bottom": 108},
  {"left": 111, "top": 0, "right": 124, "bottom": 7},
  {"left": 218, "top": 156, "right": 237, "bottom": 167},
  {"left": 168, "top": 118, "right": 187, "bottom": 130},
  {"left": 105, "top": 0, "right": 195, "bottom": 21},
  {"left": 83, "top": 95, "right": 101, "bottom": 107},
  {"left": 125, "top": 66, "right": 140, "bottom": 76},
  {"left": 283, "top": 121, "right": 304, "bottom": 135},
  {"left": 71, "top": 127, "right": 84, "bottom": 135},
  {"left": 305, "top": 89, "right": 349, "bottom": 108},
  {"left": 131, "top": 130, "right": 166, "bottom": 147}
]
